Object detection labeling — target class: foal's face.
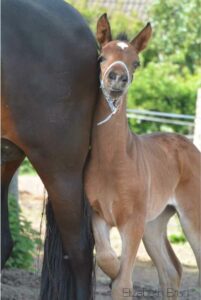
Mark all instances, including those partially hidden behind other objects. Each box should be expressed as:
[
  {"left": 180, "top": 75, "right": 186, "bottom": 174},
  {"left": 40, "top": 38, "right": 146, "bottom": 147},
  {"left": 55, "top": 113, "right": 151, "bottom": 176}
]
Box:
[
  {"left": 99, "top": 41, "right": 140, "bottom": 98},
  {"left": 97, "top": 14, "right": 152, "bottom": 99}
]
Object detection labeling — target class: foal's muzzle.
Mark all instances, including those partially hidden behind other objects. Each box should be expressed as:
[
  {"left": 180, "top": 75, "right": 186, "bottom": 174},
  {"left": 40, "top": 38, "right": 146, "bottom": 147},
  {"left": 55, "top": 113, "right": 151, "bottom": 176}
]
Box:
[
  {"left": 108, "top": 70, "right": 128, "bottom": 84},
  {"left": 102, "top": 60, "right": 131, "bottom": 97}
]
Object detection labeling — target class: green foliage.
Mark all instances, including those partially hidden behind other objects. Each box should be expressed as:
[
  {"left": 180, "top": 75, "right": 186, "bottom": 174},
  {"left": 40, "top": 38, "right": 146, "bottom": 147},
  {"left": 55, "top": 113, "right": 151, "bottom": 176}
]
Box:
[
  {"left": 67, "top": 0, "right": 143, "bottom": 40},
  {"left": 5, "top": 195, "right": 42, "bottom": 270},
  {"left": 68, "top": 0, "right": 201, "bottom": 73},
  {"left": 68, "top": 0, "right": 200, "bottom": 134},
  {"left": 68, "top": 0, "right": 104, "bottom": 30},
  {"left": 169, "top": 233, "right": 186, "bottom": 244},
  {"left": 167, "top": 215, "right": 187, "bottom": 244},
  {"left": 105, "top": 11, "right": 143, "bottom": 41},
  {"left": 146, "top": 0, "right": 201, "bottom": 72},
  {"left": 127, "top": 62, "right": 200, "bottom": 134},
  {"left": 19, "top": 158, "right": 36, "bottom": 176}
]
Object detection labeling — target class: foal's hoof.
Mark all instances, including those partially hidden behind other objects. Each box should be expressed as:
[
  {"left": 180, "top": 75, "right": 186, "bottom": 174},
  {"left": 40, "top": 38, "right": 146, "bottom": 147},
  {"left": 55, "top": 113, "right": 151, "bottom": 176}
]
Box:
[
  {"left": 112, "top": 280, "right": 133, "bottom": 300},
  {"left": 97, "top": 251, "right": 120, "bottom": 280}
]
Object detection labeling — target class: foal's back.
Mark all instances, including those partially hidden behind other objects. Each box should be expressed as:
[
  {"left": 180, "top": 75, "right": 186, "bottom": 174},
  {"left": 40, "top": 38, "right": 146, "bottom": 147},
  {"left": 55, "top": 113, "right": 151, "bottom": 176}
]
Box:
[
  {"left": 140, "top": 132, "right": 200, "bottom": 182},
  {"left": 138, "top": 132, "right": 200, "bottom": 221}
]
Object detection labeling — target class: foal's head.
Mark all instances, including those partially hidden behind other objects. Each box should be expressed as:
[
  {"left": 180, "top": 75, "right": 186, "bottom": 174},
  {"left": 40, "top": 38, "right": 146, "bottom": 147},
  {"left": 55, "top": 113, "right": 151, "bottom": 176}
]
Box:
[{"left": 97, "top": 14, "right": 152, "bottom": 100}]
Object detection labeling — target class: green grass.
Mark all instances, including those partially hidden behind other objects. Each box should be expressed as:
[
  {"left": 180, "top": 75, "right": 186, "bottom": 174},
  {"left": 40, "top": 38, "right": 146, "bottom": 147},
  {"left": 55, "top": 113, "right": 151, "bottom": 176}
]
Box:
[
  {"left": 169, "top": 233, "right": 186, "bottom": 244},
  {"left": 167, "top": 215, "right": 187, "bottom": 244}
]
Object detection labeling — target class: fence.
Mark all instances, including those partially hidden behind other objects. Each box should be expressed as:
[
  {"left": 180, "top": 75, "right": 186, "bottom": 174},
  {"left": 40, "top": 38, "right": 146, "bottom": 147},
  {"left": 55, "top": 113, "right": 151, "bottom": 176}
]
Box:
[{"left": 126, "top": 108, "right": 195, "bottom": 140}]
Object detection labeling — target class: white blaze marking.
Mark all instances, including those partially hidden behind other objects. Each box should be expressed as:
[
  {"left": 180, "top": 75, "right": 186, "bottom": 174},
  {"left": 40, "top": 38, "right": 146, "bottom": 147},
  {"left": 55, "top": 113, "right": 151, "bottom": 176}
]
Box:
[{"left": 117, "top": 41, "right": 128, "bottom": 50}]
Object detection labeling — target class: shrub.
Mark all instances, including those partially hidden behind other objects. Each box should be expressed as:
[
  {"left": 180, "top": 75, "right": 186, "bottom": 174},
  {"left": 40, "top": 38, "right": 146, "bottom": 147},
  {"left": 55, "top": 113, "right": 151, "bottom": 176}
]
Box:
[
  {"left": 67, "top": 0, "right": 200, "bottom": 135},
  {"left": 68, "top": 0, "right": 143, "bottom": 39},
  {"left": 19, "top": 158, "right": 36, "bottom": 176},
  {"left": 169, "top": 233, "right": 186, "bottom": 244},
  {"left": 146, "top": 0, "right": 201, "bottom": 73},
  {"left": 5, "top": 195, "right": 42, "bottom": 270},
  {"left": 127, "top": 62, "right": 200, "bottom": 134}
]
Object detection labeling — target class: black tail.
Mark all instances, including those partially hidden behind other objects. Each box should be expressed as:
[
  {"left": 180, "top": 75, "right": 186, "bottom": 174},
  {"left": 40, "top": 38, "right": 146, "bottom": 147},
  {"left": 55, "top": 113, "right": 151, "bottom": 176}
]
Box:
[
  {"left": 39, "top": 200, "right": 72, "bottom": 300},
  {"left": 39, "top": 198, "right": 95, "bottom": 300}
]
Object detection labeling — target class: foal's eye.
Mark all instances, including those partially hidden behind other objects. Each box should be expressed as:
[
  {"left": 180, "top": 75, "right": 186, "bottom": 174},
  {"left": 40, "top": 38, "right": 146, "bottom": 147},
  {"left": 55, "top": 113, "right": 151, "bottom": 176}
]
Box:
[
  {"left": 133, "top": 61, "right": 140, "bottom": 68},
  {"left": 98, "top": 56, "right": 106, "bottom": 63}
]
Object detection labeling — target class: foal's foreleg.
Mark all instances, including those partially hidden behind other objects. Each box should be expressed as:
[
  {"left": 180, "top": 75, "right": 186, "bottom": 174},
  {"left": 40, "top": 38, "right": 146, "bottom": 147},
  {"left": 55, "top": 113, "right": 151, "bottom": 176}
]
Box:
[
  {"left": 92, "top": 212, "right": 120, "bottom": 279},
  {"left": 112, "top": 215, "right": 145, "bottom": 300}
]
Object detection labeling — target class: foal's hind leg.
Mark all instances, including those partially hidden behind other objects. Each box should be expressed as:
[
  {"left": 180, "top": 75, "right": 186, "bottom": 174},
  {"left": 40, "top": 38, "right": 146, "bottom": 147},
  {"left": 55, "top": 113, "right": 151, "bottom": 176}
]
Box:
[
  {"left": 92, "top": 212, "right": 120, "bottom": 279},
  {"left": 143, "top": 206, "right": 182, "bottom": 300},
  {"left": 1, "top": 139, "right": 25, "bottom": 267},
  {"left": 176, "top": 180, "right": 201, "bottom": 287}
]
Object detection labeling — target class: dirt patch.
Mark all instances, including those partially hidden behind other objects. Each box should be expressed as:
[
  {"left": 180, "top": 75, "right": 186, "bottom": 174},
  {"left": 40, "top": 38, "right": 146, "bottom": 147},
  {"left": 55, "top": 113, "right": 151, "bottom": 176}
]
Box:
[
  {"left": 1, "top": 263, "right": 200, "bottom": 300},
  {"left": 1, "top": 269, "right": 40, "bottom": 300},
  {"left": 3, "top": 176, "right": 199, "bottom": 299}
]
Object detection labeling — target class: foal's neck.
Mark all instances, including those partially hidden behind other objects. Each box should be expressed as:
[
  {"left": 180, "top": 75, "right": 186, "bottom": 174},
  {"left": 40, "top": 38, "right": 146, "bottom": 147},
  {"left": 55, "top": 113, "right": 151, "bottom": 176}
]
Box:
[{"left": 91, "top": 91, "right": 133, "bottom": 161}]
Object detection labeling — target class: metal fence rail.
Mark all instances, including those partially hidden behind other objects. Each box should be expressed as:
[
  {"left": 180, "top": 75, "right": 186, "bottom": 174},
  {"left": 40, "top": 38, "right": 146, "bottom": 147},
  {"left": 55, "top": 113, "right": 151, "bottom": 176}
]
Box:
[{"left": 126, "top": 109, "right": 195, "bottom": 127}]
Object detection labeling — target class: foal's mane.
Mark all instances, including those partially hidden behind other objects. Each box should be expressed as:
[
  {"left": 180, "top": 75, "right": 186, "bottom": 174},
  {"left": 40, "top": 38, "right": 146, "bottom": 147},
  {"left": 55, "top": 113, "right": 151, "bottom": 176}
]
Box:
[
  {"left": 97, "top": 32, "right": 129, "bottom": 52},
  {"left": 116, "top": 32, "right": 129, "bottom": 42}
]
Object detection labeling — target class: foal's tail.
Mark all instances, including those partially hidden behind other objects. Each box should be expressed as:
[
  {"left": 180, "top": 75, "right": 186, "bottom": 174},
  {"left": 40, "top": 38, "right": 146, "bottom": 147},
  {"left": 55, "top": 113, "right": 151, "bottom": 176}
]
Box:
[{"left": 39, "top": 198, "right": 95, "bottom": 300}]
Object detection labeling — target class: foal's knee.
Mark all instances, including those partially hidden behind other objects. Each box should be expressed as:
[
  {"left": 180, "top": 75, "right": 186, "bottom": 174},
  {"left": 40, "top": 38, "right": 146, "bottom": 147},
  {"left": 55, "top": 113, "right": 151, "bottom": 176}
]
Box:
[{"left": 96, "top": 249, "right": 120, "bottom": 279}]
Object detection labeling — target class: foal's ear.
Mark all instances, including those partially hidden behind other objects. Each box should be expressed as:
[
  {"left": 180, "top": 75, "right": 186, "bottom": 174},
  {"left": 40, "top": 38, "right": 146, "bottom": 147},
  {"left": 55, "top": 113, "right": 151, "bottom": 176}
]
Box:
[
  {"left": 96, "top": 13, "right": 112, "bottom": 48},
  {"left": 130, "top": 23, "right": 152, "bottom": 53}
]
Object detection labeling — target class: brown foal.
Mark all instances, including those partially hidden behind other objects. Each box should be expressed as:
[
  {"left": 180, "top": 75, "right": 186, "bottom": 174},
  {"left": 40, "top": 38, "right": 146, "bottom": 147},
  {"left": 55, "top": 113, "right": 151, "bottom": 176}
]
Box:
[{"left": 85, "top": 14, "right": 201, "bottom": 300}]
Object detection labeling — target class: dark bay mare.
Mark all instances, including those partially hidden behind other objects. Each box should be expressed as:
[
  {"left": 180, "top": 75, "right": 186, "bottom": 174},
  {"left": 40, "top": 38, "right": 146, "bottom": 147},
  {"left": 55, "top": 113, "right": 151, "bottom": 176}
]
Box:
[{"left": 1, "top": 0, "right": 99, "bottom": 299}]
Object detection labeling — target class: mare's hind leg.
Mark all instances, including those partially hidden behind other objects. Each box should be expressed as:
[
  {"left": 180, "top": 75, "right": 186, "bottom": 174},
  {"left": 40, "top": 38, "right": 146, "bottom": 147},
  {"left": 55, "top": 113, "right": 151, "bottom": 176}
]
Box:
[
  {"left": 143, "top": 206, "right": 182, "bottom": 300},
  {"left": 92, "top": 212, "right": 120, "bottom": 279},
  {"left": 1, "top": 138, "right": 25, "bottom": 267},
  {"left": 24, "top": 155, "right": 94, "bottom": 300},
  {"left": 176, "top": 180, "right": 201, "bottom": 287}
]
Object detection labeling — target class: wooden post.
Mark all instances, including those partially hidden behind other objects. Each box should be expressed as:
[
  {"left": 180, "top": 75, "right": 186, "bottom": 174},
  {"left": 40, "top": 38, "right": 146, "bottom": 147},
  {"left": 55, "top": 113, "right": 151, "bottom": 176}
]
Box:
[{"left": 194, "top": 89, "right": 201, "bottom": 151}]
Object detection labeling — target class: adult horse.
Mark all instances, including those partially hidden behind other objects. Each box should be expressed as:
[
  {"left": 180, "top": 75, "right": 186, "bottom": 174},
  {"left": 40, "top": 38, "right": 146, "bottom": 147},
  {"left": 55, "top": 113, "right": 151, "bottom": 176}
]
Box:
[{"left": 1, "top": 0, "right": 98, "bottom": 299}]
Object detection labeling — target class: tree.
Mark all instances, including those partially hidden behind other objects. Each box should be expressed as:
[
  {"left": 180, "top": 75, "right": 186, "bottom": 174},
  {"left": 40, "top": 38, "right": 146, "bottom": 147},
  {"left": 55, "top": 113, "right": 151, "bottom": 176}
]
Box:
[{"left": 145, "top": 0, "right": 201, "bottom": 73}]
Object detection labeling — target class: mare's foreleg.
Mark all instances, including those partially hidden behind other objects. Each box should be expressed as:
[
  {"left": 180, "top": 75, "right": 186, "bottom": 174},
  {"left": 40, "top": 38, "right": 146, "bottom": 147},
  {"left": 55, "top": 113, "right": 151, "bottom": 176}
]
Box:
[{"left": 92, "top": 212, "right": 120, "bottom": 279}]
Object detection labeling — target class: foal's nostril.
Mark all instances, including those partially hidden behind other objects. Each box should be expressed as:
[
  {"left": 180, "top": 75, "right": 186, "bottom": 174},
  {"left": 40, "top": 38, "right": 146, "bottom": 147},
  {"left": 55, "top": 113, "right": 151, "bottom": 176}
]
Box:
[
  {"left": 108, "top": 71, "right": 116, "bottom": 80},
  {"left": 121, "top": 74, "right": 128, "bottom": 83}
]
